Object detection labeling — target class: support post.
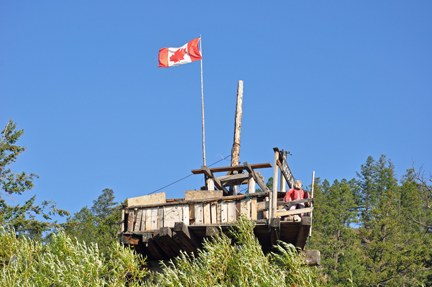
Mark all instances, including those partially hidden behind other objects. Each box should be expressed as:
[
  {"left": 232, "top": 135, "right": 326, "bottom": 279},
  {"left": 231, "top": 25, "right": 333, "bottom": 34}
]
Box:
[
  {"left": 230, "top": 80, "right": 243, "bottom": 195},
  {"left": 271, "top": 148, "right": 279, "bottom": 219},
  {"left": 309, "top": 171, "right": 315, "bottom": 237}
]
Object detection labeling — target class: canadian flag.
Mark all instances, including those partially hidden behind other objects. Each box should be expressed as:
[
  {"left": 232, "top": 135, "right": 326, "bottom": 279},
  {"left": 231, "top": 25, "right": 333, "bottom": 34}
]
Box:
[{"left": 158, "top": 37, "right": 202, "bottom": 68}]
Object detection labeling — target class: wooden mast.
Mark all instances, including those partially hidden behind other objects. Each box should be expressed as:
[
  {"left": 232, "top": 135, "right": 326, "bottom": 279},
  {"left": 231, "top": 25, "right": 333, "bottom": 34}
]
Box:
[{"left": 230, "top": 80, "right": 244, "bottom": 195}]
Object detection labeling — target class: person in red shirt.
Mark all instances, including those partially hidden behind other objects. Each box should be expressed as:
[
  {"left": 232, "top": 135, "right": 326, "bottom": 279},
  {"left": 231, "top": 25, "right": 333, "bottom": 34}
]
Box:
[{"left": 284, "top": 180, "right": 308, "bottom": 220}]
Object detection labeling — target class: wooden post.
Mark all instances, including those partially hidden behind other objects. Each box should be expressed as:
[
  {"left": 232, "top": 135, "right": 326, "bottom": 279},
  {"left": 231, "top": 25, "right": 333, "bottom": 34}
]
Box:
[
  {"left": 248, "top": 176, "right": 256, "bottom": 194},
  {"left": 271, "top": 148, "right": 279, "bottom": 219},
  {"left": 280, "top": 150, "right": 286, "bottom": 193},
  {"left": 230, "top": 80, "right": 243, "bottom": 195},
  {"left": 309, "top": 171, "right": 315, "bottom": 237}
]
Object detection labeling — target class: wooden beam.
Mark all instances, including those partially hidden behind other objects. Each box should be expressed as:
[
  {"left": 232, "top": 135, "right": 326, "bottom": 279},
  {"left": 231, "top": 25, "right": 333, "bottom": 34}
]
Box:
[
  {"left": 295, "top": 216, "right": 312, "bottom": 249},
  {"left": 201, "top": 166, "right": 229, "bottom": 195},
  {"left": 276, "top": 150, "right": 295, "bottom": 189},
  {"left": 277, "top": 198, "right": 314, "bottom": 206},
  {"left": 126, "top": 191, "right": 269, "bottom": 210},
  {"left": 173, "top": 222, "right": 201, "bottom": 249},
  {"left": 272, "top": 149, "right": 280, "bottom": 220},
  {"left": 218, "top": 173, "right": 250, "bottom": 184},
  {"left": 144, "top": 231, "right": 168, "bottom": 260},
  {"left": 276, "top": 207, "right": 314, "bottom": 217},
  {"left": 153, "top": 228, "right": 178, "bottom": 258},
  {"left": 244, "top": 162, "right": 270, "bottom": 192},
  {"left": 157, "top": 227, "right": 182, "bottom": 256},
  {"left": 191, "top": 163, "right": 272, "bottom": 175}
]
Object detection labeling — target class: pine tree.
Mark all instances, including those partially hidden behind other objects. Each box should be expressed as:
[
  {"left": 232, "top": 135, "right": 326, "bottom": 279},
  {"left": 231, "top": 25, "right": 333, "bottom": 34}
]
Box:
[
  {"left": 0, "top": 119, "right": 68, "bottom": 238},
  {"left": 65, "top": 188, "right": 121, "bottom": 256},
  {"left": 310, "top": 178, "right": 365, "bottom": 286}
]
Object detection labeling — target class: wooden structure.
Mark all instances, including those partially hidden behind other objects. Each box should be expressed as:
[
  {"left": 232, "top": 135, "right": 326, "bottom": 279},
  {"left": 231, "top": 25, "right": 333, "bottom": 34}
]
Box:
[{"left": 119, "top": 147, "right": 316, "bottom": 264}]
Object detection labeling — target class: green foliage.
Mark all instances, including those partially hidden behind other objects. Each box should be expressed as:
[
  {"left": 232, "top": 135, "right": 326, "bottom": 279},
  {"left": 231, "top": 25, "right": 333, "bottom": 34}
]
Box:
[
  {"left": 311, "top": 155, "right": 432, "bottom": 286},
  {"left": 310, "top": 178, "right": 366, "bottom": 286},
  {"left": 0, "top": 227, "right": 148, "bottom": 286},
  {"left": 153, "top": 216, "right": 321, "bottom": 286},
  {"left": 0, "top": 119, "right": 68, "bottom": 238},
  {"left": 65, "top": 188, "right": 121, "bottom": 257}
]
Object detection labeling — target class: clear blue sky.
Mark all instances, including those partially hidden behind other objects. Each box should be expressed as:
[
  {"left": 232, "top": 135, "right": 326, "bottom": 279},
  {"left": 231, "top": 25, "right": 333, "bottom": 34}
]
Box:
[{"left": 1, "top": 1, "right": 431, "bottom": 217}]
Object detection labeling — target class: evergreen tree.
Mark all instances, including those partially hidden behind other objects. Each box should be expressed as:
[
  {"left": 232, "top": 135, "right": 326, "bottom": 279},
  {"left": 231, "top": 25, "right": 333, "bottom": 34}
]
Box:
[
  {"left": 311, "top": 178, "right": 365, "bottom": 286},
  {"left": 66, "top": 188, "right": 121, "bottom": 256},
  {"left": 0, "top": 119, "right": 68, "bottom": 238}
]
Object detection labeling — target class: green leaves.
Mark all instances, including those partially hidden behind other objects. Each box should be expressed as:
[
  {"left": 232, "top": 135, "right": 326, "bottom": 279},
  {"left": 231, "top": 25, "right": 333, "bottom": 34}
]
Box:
[{"left": 0, "top": 119, "right": 68, "bottom": 239}]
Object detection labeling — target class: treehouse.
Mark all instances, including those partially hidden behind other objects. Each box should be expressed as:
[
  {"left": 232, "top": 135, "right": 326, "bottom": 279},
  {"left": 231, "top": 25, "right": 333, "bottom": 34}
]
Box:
[{"left": 119, "top": 147, "right": 319, "bottom": 267}]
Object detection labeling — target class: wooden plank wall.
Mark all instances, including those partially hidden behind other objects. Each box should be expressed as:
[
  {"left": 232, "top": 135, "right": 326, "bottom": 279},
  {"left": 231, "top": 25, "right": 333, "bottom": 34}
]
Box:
[{"left": 124, "top": 197, "right": 269, "bottom": 233}]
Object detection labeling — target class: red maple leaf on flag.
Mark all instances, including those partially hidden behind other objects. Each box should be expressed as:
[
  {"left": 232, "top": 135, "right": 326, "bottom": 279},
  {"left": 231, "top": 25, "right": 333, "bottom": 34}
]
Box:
[{"left": 170, "top": 48, "right": 187, "bottom": 63}]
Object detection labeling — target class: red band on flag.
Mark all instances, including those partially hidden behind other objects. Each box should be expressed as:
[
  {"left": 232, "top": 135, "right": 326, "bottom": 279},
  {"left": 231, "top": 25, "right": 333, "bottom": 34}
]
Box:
[
  {"left": 158, "top": 48, "right": 169, "bottom": 68},
  {"left": 187, "top": 38, "right": 202, "bottom": 62}
]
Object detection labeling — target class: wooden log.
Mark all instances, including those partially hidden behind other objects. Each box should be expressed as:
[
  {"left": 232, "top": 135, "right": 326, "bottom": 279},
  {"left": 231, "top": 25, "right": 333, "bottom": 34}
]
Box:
[
  {"left": 191, "top": 163, "right": 272, "bottom": 175},
  {"left": 174, "top": 222, "right": 201, "bottom": 249},
  {"left": 276, "top": 207, "right": 314, "bottom": 217}
]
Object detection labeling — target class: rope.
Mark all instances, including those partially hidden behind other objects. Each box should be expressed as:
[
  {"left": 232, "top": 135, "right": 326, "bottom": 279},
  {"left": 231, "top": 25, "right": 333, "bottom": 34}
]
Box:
[{"left": 146, "top": 154, "right": 231, "bottom": 195}]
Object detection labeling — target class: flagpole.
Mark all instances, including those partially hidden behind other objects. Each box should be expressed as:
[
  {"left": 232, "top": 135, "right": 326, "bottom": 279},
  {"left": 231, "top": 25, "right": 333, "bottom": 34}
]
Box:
[{"left": 200, "top": 35, "right": 206, "bottom": 167}]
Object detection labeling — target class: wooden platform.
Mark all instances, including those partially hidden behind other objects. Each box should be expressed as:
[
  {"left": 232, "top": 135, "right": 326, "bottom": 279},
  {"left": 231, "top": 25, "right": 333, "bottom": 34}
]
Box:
[
  {"left": 120, "top": 156, "right": 315, "bottom": 263},
  {"left": 120, "top": 190, "right": 312, "bottom": 261}
]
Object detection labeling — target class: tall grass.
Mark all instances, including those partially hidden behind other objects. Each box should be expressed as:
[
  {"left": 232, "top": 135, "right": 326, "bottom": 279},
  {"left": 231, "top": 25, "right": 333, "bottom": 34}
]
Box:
[
  {"left": 0, "top": 228, "right": 147, "bottom": 286},
  {"left": 1, "top": 217, "right": 321, "bottom": 286},
  {"left": 152, "top": 217, "right": 321, "bottom": 286}
]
